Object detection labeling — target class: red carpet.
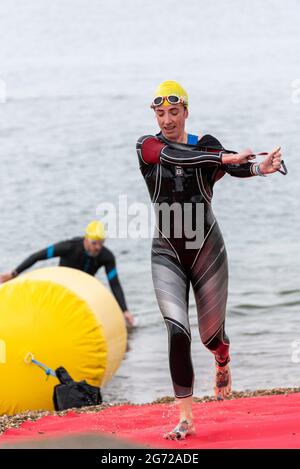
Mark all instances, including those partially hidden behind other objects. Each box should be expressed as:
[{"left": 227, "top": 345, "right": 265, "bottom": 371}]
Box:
[{"left": 1, "top": 393, "right": 300, "bottom": 448}]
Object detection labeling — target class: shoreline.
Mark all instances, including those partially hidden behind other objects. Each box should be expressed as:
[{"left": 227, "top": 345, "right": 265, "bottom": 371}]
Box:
[{"left": 1, "top": 386, "right": 300, "bottom": 436}]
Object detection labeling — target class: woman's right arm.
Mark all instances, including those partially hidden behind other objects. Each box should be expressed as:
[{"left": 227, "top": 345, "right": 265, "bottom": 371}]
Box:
[{"left": 137, "top": 135, "right": 224, "bottom": 168}]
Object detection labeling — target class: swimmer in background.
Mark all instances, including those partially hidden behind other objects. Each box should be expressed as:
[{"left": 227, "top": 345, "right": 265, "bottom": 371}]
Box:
[{"left": 0, "top": 220, "right": 134, "bottom": 328}]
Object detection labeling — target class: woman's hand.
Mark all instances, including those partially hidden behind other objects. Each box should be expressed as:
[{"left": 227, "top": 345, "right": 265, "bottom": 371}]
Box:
[
  {"left": 258, "top": 146, "right": 282, "bottom": 174},
  {"left": 221, "top": 148, "right": 255, "bottom": 165}
]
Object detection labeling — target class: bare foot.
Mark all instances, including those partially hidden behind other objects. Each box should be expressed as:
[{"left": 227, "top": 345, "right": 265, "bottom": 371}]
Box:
[
  {"left": 163, "top": 420, "right": 195, "bottom": 440},
  {"left": 214, "top": 360, "right": 232, "bottom": 400}
]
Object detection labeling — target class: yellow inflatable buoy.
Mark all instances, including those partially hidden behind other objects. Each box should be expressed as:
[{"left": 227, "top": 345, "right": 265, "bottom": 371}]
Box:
[{"left": 0, "top": 267, "right": 127, "bottom": 415}]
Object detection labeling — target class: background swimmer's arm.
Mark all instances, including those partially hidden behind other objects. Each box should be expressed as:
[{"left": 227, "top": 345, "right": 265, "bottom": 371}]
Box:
[
  {"left": 104, "top": 256, "right": 128, "bottom": 312},
  {"left": 13, "top": 241, "right": 72, "bottom": 275}
]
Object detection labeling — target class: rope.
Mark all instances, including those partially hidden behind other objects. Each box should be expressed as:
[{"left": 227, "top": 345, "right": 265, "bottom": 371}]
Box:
[{"left": 24, "top": 352, "right": 56, "bottom": 378}]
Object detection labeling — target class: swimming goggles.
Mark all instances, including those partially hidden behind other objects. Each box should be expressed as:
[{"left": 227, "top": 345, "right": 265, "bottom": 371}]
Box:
[{"left": 151, "top": 95, "right": 187, "bottom": 108}]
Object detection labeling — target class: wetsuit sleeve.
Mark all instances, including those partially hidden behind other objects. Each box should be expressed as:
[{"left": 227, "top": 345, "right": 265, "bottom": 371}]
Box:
[
  {"left": 14, "top": 241, "right": 72, "bottom": 275},
  {"left": 104, "top": 255, "right": 128, "bottom": 312},
  {"left": 136, "top": 135, "right": 162, "bottom": 166},
  {"left": 136, "top": 135, "right": 223, "bottom": 168},
  {"left": 221, "top": 162, "right": 256, "bottom": 178}
]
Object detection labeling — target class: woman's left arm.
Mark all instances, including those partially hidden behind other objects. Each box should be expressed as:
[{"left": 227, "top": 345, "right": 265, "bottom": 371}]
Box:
[
  {"left": 253, "top": 146, "right": 282, "bottom": 175},
  {"left": 222, "top": 146, "right": 282, "bottom": 178}
]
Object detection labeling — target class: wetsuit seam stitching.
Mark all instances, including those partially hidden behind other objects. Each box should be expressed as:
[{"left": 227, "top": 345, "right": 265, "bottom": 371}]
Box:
[
  {"left": 204, "top": 323, "right": 230, "bottom": 347},
  {"left": 161, "top": 155, "right": 222, "bottom": 166},
  {"left": 191, "top": 220, "right": 216, "bottom": 269},
  {"left": 211, "top": 166, "right": 219, "bottom": 185},
  {"left": 164, "top": 317, "right": 191, "bottom": 339},
  {"left": 196, "top": 168, "right": 211, "bottom": 204},
  {"left": 153, "top": 165, "right": 162, "bottom": 204},
  {"left": 203, "top": 323, "right": 224, "bottom": 346},
  {"left": 155, "top": 225, "right": 182, "bottom": 265},
  {"left": 199, "top": 168, "right": 212, "bottom": 202},
  {"left": 137, "top": 148, "right": 148, "bottom": 165},
  {"left": 160, "top": 149, "right": 222, "bottom": 165},
  {"left": 152, "top": 165, "right": 159, "bottom": 202},
  {"left": 152, "top": 248, "right": 185, "bottom": 277},
  {"left": 137, "top": 136, "right": 157, "bottom": 165},
  {"left": 175, "top": 392, "right": 193, "bottom": 399}
]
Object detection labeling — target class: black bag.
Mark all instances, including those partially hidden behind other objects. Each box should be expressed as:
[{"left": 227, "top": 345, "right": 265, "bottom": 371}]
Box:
[{"left": 53, "top": 366, "right": 102, "bottom": 411}]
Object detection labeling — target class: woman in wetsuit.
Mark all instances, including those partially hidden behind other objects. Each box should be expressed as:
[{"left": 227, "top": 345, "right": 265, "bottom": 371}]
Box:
[{"left": 136, "top": 80, "right": 282, "bottom": 439}]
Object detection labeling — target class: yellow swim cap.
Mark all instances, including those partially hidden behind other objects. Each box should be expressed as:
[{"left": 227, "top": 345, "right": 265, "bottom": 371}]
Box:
[
  {"left": 152, "top": 80, "right": 188, "bottom": 107},
  {"left": 85, "top": 220, "right": 106, "bottom": 240}
]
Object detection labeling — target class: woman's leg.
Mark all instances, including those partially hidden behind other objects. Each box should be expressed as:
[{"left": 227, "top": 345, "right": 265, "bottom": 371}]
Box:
[
  {"left": 190, "top": 223, "right": 231, "bottom": 399},
  {"left": 151, "top": 239, "right": 195, "bottom": 438}
]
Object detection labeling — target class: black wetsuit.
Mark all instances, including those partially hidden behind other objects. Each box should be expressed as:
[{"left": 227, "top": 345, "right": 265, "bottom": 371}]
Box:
[
  {"left": 13, "top": 237, "right": 128, "bottom": 312},
  {"left": 137, "top": 133, "right": 256, "bottom": 398}
]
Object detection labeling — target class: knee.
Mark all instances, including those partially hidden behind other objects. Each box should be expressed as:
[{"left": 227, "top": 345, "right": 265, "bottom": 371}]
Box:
[
  {"left": 202, "top": 325, "right": 230, "bottom": 357},
  {"left": 169, "top": 324, "right": 190, "bottom": 347},
  {"left": 165, "top": 319, "right": 191, "bottom": 348},
  {"left": 166, "top": 322, "right": 194, "bottom": 388}
]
